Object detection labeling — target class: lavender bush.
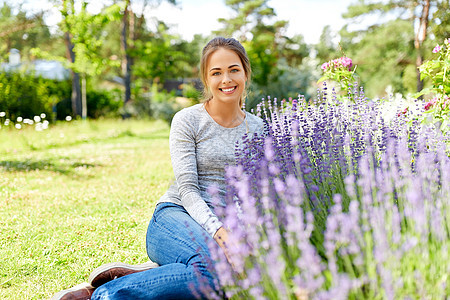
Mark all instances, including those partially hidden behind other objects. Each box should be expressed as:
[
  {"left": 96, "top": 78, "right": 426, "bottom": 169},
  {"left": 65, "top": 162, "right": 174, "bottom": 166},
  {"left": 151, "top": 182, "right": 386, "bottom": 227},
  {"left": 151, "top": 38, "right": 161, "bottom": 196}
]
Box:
[{"left": 208, "top": 86, "right": 450, "bottom": 299}]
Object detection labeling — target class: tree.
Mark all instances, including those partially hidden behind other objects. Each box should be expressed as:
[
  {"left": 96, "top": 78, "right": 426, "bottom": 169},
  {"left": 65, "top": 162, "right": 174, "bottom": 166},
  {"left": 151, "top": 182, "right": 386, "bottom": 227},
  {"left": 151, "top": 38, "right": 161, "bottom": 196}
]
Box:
[
  {"left": 94, "top": 0, "right": 201, "bottom": 111},
  {"left": 314, "top": 25, "right": 341, "bottom": 65},
  {"left": 413, "top": 0, "right": 431, "bottom": 93},
  {"left": 340, "top": 19, "right": 416, "bottom": 97},
  {"left": 59, "top": 0, "right": 81, "bottom": 116},
  {"left": 121, "top": 0, "right": 134, "bottom": 104},
  {"left": 431, "top": 0, "right": 450, "bottom": 43},
  {"left": 341, "top": 0, "right": 448, "bottom": 94},
  {"left": 48, "top": 0, "right": 123, "bottom": 118},
  {"left": 132, "top": 21, "right": 188, "bottom": 82},
  {"left": 0, "top": 2, "right": 53, "bottom": 62},
  {"left": 119, "top": 0, "right": 177, "bottom": 104}
]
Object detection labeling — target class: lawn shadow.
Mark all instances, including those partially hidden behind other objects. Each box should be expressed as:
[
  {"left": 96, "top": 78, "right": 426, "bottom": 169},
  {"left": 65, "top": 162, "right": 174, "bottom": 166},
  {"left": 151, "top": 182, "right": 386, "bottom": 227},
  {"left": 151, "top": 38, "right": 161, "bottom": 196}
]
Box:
[
  {"left": 0, "top": 159, "right": 101, "bottom": 177},
  {"left": 19, "top": 128, "right": 169, "bottom": 152},
  {"left": 115, "top": 128, "right": 169, "bottom": 140}
]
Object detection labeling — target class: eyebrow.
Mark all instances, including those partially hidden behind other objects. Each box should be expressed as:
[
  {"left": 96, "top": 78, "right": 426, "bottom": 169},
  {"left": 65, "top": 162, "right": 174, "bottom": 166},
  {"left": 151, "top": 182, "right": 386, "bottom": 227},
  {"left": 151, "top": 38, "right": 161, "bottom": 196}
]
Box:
[{"left": 209, "top": 64, "right": 241, "bottom": 72}]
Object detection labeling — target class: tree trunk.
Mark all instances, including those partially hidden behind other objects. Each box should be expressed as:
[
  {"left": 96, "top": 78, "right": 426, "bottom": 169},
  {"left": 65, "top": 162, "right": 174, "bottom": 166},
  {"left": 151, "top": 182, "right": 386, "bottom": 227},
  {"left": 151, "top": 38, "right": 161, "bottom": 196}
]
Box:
[
  {"left": 414, "top": 0, "right": 431, "bottom": 94},
  {"left": 81, "top": 73, "right": 87, "bottom": 120},
  {"left": 64, "top": 31, "right": 82, "bottom": 116},
  {"left": 121, "top": 1, "right": 132, "bottom": 104}
]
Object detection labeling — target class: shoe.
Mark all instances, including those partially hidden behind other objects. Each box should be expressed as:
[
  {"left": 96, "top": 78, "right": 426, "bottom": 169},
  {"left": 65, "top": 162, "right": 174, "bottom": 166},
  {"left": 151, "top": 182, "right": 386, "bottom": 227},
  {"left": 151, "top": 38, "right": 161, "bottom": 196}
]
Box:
[
  {"left": 88, "top": 260, "right": 159, "bottom": 287},
  {"left": 51, "top": 282, "right": 95, "bottom": 300}
]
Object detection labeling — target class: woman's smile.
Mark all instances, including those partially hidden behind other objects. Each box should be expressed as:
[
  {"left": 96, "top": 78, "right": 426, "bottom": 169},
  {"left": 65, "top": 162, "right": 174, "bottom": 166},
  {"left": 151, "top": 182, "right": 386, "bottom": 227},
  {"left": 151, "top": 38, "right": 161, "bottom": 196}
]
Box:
[{"left": 220, "top": 86, "right": 237, "bottom": 94}]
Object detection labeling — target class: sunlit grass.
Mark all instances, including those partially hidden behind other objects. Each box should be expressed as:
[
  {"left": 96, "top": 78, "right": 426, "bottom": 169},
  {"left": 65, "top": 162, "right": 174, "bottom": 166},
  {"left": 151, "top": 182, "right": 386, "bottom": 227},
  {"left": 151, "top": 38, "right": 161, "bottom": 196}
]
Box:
[{"left": 0, "top": 119, "right": 172, "bottom": 299}]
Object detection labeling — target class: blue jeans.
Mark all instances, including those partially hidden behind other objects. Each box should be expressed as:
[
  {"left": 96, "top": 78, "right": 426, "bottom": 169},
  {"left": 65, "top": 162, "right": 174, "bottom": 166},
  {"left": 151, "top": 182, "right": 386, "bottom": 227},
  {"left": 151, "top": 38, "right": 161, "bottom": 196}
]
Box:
[{"left": 91, "top": 202, "right": 223, "bottom": 299}]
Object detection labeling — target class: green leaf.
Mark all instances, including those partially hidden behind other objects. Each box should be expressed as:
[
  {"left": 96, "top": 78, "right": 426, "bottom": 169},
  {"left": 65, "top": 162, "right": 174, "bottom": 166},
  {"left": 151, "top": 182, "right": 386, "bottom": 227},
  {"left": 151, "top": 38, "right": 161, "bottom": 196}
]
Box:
[
  {"left": 317, "top": 76, "right": 329, "bottom": 83},
  {"left": 440, "top": 119, "right": 449, "bottom": 131},
  {"left": 412, "top": 87, "right": 432, "bottom": 99}
]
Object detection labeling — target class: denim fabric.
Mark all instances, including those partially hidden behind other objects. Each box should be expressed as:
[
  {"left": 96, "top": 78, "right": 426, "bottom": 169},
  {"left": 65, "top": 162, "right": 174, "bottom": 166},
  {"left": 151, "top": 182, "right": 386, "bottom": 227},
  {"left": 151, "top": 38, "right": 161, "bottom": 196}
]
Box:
[{"left": 91, "top": 202, "right": 223, "bottom": 300}]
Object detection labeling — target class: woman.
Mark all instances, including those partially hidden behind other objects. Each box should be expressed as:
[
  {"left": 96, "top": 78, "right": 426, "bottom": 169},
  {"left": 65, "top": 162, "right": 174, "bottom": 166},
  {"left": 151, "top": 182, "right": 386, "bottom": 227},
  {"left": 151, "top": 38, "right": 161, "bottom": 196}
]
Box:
[{"left": 53, "top": 37, "right": 264, "bottom": 300}]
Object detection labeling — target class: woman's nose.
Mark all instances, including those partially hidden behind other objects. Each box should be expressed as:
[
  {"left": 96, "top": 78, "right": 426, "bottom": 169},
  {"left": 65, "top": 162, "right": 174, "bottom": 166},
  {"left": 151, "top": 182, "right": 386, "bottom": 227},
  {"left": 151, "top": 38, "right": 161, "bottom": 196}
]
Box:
[{"left": 222, "top": 73, "right": 232, "bottom": 84}]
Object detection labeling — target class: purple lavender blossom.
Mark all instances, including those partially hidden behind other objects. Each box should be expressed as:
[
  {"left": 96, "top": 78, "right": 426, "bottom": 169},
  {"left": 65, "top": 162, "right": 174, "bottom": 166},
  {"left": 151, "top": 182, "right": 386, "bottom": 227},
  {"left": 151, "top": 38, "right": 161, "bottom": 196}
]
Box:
[{"left": 205, "top": 83, "right": 450, "bottom": 299}]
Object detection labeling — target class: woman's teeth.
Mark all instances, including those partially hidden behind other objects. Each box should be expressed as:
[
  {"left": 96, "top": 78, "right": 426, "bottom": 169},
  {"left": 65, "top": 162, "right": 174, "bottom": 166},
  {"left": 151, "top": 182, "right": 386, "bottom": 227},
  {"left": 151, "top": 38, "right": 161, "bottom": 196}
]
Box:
[{"left": 221, "top": 87, "right": 235, "bottom": 92}]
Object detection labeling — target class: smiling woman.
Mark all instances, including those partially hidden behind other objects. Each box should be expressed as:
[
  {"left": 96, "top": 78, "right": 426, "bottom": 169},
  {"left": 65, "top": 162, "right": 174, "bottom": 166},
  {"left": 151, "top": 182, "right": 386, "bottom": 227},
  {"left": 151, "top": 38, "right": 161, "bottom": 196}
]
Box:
[{"left": 52, "top": 37, "right": 265, "bottom": 300}]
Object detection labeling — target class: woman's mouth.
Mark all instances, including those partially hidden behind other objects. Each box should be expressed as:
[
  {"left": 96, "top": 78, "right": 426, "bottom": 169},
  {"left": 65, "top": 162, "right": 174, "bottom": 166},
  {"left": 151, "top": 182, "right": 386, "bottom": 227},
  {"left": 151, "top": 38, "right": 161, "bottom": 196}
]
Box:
[{"left": 219, "top": 86, "right": 237, "bottom": 94}]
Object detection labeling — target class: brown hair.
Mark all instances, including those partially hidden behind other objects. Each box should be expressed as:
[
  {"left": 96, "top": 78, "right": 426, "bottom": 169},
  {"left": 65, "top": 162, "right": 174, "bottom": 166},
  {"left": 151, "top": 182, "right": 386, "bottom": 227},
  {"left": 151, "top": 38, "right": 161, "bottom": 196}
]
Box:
[{"left": 200, "top": 37, "right": 251, "bottom": 107}]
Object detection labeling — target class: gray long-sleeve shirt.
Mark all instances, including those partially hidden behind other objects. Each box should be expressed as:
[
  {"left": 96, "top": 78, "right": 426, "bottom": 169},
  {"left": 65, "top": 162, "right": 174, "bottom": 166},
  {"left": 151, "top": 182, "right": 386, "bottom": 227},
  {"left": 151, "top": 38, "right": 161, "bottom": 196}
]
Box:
[{"left": 156, "top": 103, "right": 264, "bottom": 237}]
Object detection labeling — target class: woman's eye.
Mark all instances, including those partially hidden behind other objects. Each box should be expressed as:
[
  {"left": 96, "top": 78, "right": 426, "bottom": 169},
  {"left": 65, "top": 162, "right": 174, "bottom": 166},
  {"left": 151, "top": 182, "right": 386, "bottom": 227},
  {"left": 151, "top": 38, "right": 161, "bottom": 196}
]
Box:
[
  {"left": 212, "top": 72, "right": 220, "bottom": 76},
  {"left": 231, "top": 69, "right": 239, "bottom": 73}
]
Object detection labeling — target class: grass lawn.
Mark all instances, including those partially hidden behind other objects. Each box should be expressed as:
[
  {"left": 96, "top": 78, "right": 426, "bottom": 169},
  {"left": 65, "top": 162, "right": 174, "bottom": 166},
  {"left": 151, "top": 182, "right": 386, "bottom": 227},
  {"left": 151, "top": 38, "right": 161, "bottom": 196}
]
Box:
[{"left": 0, "top": 119, "right": 172, "bottom": 299}]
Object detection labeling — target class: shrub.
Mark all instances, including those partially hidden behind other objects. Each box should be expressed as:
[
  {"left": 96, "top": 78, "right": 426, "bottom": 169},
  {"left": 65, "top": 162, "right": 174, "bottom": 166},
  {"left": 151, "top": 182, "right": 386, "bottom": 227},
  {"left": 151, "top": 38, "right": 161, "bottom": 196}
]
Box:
[
  {"left": 86, "top": 88, "right": 122, "bottom": 119},
  {"left": 55, "top": 87, "right": 122, "bottom": 120},
  {"left": 118, "top": 82, "right": 182, "bottom": 123},
  {"left": 0, "top": 71, "right": 68, "bottom": 121},
  {"left": 151, "top": 100, "right": 181, "bottom": 124},
  {"left": 0, "top": 70, "right": 123, "bottom": 122},
  {"left": 182, "top": 82, "right": 202, "bottom": 105},
  {"left": 247, "top": 60, "right": 315, "bottom": 112}
]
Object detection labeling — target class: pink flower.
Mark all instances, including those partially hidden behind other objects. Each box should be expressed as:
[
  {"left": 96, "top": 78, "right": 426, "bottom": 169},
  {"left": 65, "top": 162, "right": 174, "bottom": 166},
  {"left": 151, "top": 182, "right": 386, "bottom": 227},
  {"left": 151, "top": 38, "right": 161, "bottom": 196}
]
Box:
[
  {"left": 321, "top": 56, "right": 354, "bottom": 72},
  {"left": 397, "top": 107, "right": 408, "bottom": 117},
  {"left": 432, "top": 44, "right": 442, "bottom": 53},
  {"left": 341, "top": 57, "right": 353, "bottom": 69},
  {"left": 424, "top": 98, "right": 437, "bottom": 111},
  {"left": 442, "top": 96, "right": 450, "bottom": 109}
]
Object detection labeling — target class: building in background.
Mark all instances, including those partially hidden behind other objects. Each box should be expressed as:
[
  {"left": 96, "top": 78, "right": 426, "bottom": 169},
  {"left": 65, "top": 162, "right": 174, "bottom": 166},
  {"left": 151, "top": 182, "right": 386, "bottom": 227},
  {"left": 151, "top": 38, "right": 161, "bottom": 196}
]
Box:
[{"left": 1, "top": 49, "right": 69, "bottom": 81}]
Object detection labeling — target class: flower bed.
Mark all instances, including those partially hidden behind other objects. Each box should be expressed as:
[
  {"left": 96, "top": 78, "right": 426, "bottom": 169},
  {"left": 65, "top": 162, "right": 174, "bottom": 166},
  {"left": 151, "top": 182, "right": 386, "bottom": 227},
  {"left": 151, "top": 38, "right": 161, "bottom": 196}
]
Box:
[{"left": 208, "top": 88, "right": 449, "bottom": 299}]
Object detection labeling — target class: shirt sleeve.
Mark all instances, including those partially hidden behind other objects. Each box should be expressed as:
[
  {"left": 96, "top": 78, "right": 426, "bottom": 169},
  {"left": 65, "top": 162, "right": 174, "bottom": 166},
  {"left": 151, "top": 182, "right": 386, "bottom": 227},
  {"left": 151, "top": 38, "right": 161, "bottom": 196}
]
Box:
[{"left": 169, "top": 110, "right": 223, "bottom": 237}]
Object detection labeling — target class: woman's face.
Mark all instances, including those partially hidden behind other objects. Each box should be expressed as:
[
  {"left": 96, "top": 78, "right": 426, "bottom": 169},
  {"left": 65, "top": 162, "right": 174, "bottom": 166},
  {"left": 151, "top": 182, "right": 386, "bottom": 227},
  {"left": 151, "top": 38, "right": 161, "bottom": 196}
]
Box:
[{"left": 206, "top": 48, "right": 247, "bottom": 106}]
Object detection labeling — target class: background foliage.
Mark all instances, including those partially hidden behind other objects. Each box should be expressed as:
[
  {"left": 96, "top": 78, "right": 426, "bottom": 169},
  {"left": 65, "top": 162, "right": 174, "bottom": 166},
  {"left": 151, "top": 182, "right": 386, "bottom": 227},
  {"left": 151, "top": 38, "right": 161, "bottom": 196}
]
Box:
[{"left": 0, "top": 0, "right": 447, "bottom": 121}]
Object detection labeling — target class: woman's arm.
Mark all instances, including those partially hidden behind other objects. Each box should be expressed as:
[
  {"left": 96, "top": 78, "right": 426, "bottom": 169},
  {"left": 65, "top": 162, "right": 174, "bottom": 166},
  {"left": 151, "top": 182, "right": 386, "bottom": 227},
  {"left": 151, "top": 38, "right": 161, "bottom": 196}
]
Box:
[{"left": 169, "top": 110, "right": 223, "bottom": 237}]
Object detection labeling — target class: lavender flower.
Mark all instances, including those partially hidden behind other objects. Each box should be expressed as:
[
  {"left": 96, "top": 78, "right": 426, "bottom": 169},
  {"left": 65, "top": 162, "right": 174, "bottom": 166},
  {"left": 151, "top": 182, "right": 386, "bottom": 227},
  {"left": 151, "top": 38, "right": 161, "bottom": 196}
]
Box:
[{"left": 205, "top": 84, "right": 450, "bottom": 299}]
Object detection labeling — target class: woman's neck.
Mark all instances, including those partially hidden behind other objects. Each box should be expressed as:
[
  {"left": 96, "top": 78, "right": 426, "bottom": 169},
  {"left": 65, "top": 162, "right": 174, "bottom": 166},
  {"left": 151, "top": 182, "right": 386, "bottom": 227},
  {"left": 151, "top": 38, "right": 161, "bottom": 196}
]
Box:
[{"left": 204, "top": 100, "right": 245, "bottom": 128}]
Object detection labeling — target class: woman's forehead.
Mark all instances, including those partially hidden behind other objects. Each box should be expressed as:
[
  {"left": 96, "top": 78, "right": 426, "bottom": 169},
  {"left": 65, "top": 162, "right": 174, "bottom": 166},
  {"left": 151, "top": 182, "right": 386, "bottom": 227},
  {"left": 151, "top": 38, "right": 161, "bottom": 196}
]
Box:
[{"left": 207, "top": 48, "right": 242, "bottom": 69}]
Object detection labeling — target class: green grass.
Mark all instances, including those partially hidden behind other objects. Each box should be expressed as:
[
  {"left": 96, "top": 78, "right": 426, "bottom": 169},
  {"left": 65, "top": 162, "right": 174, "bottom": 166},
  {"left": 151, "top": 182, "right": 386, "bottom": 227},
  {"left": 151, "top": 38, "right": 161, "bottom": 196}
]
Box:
[{"left": 0, "top": 119, "right": 172, "bottom": 299}]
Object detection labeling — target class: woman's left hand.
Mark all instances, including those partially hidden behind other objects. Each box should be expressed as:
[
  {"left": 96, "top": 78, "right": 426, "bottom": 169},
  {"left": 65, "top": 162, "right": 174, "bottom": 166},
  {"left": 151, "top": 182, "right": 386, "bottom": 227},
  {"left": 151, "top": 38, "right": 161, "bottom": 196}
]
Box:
[{"left": 213, "top": 226, "right": 235, "bottom": 267}]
